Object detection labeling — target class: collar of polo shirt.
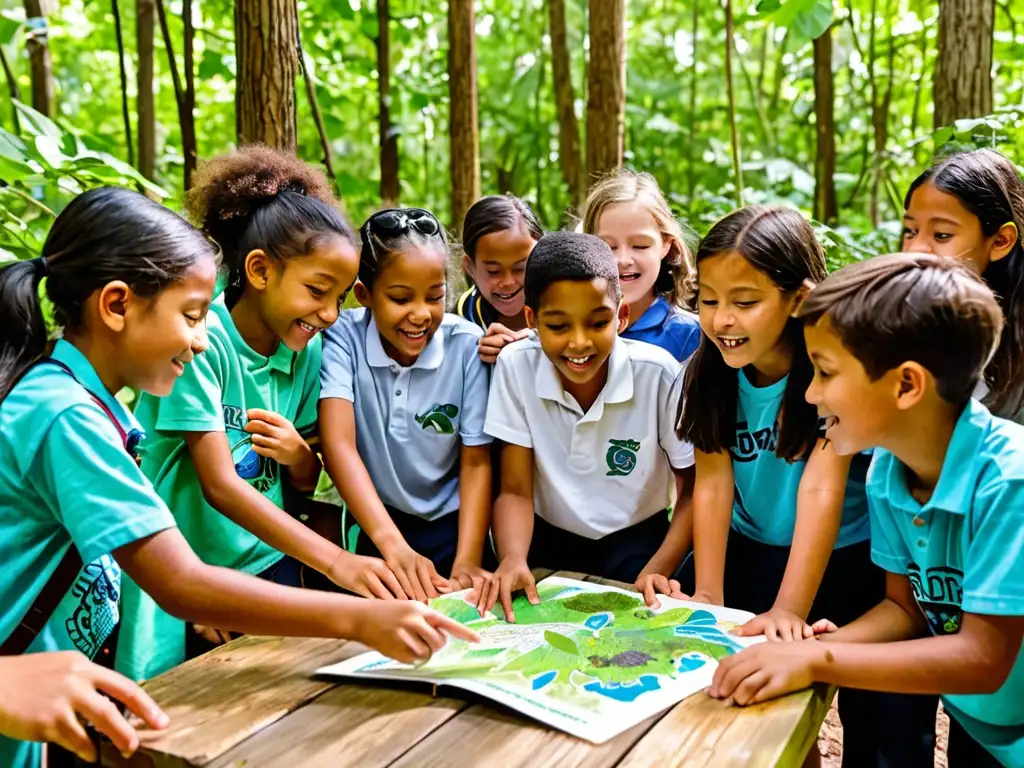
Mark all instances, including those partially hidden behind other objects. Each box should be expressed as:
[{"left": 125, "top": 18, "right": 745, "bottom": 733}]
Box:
[
  {"left": 535, "top": 336, "right": 634, "bottom": 412},
  {"left": 630, "top": 296, "right": 671, "bottom": 332},
  {"left": 868, "top": 398, "right": 991, "bottom": 518},
  {"left": 364, "top": 313, "right": 446, "bottom": 371}
]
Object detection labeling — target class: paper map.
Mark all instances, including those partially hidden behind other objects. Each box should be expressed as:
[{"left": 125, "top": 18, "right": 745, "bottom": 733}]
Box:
[{"left": 316, "top": 577, "right": 763, "bottom": 743}]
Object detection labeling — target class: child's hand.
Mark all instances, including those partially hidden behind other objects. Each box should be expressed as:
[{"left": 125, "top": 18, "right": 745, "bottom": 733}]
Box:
[
  {"left": 192, "top": 624, "right": 234, "bottom": 645},
  {"left": 328, "top": 552, "right": 407, "bottom": 600},
  {"left": 478, "top": 324, "right": 530, "bottom": 364},
  {"left": 635, "top": 572, "right": 686, "bottom": 609},
  {"left": 689, "top": 590, "right": 724, "bottom": 607},
  {"left": 245, "top": 409, "right": 311, "bottom": 467},
  {"left": 734, "top": 607, "right": 813, "bottom": 642},
  {"left": 709, "top": 641, "right": 824, "bottom": 705},
  {"left": 482, "top": 556, "right": 539, "bottom": 622},
  {"left": 0, "top": 651, "right": 169, "bottom": 762},
  {"left": 449, "top": 560, "right": 492, "bottom": 594},
  {"left": 810, "top": 618, "right": 839, "bottom": 637},
  {"left": 381, "top": 542, "right": 451, "bottom": 602},
  {"left": 354, "top": 601, "right": 480, "bottom": 664}
]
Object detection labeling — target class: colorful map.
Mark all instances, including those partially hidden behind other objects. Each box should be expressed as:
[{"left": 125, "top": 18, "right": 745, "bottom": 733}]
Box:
[{"left": 317, "top": 577, "right": 763, "bottom": 743}]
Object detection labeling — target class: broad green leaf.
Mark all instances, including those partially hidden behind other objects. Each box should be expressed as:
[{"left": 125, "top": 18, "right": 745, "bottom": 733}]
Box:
[
  {"left": 12, "top": 101, "right": 63, "bottom": 140},
  {"left": 0, "top": 11, "right": 22, "bottom": 45},
  {"left": 33, "top": 135, "right": 67, "bottom": 169},
  {"left": 544, "top": 630, "right": 579, "bottom": 656}
]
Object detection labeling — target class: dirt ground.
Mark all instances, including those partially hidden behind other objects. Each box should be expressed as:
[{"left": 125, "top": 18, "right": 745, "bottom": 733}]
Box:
[{"left": 816, "top": 696, "right": 949, "bottom": 767}]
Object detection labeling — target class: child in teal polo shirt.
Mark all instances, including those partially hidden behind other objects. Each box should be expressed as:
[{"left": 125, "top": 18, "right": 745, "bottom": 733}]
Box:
[
  {"left": 0, "top": 188, "right": 475, "bottom": 768},
  {"left": 117, "top": 148, "right": 407, "bottom": 681},
  {"left": 711, "top": 254, "right": 1024, "bottom": 768}
]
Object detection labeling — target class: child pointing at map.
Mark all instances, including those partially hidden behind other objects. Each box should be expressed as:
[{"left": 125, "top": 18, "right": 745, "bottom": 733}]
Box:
[
  {"left": 481, "top": 232, "right": 696, "bottom": 620},
  {"left": 711, "top": 255, "right": 1024, "bottom": 767}
]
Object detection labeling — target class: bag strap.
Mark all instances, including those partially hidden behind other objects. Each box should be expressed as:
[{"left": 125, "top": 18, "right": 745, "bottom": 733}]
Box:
[{"left": 0, "top": 357, "right": 131, "bottom": 656}]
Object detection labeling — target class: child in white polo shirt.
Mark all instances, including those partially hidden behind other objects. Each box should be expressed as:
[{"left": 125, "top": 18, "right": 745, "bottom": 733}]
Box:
[
  {"left": 481, "top": 232, "right": 695, "bottom": 620},
  {"left": 319, "top": 208, "right": 495, "bottom": 603}
]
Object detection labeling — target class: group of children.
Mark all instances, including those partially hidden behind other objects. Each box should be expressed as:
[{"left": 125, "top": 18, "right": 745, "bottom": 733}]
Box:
[{"left": 0, "top": 144, "right": 1022, "bottom": 768}]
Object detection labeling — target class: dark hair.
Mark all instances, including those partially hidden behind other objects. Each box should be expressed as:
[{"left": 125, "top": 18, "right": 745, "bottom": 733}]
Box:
[
  {"left": 524, "top": 231, "right": 621, "bottom": 312},
  {"left": 799, "top": 254, "right": 1003, "bottom": 406},
  {"left": 0, "top": 187, "right": 219, "bottom": 402},
  {"left": 461, "top": 195, "right": 543, "bottom": 260},
  {"left": 357, "top": 207, "right": 449, "bottom": 289},
  {"left": 905, "top": 149, "right": 1024, "bottom": 419},
  {"left": 581, "top": 169, "right": 695, "bottom": 308},
  {"left": 678, "top": 206, "right": 827, "bottom": 461},
  {"left": 186, "top": 145, "right": 356, "bottom": 307}
]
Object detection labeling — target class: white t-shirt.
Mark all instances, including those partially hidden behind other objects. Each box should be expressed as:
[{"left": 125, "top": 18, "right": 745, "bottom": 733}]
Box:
[{"left": 484, "top": 336, "right": 693, "bottom": 539}]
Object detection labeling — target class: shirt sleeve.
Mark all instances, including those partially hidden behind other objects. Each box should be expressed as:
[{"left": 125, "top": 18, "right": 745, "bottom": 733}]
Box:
[
  {"left": 484, "top": 352, "right": 532, "bottom": 448},
  {"left": 962, "top": 477, "right": 1024, "bottom": 616},
  {"left": 294, "top": 338, "right": 322, "bottom": 437},
  {"left": 659, "top": 365, "right": 695, "bottom": 469},
  {"left": 38, "top": 406, "right": 177, "bottom": 564},
  {"left": 459, "top": 333, "right": 493, "bottom": 447},
  {"left": 150, "top": 340, "right": 225, "bottom": 432},
  {"left": 320, "top": 326, "right": 356, "bottom": 402},
  {"left": 670, "top": 313, "right": 703, "bottom": 362},
  {"left": 867, "top": 488, "right": 909, "bottom": 575}
]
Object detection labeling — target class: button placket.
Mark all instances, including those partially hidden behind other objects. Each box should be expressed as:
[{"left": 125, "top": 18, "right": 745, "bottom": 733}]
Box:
[{"left": 391, "top": 368, "right": 412, "bottom": 439}]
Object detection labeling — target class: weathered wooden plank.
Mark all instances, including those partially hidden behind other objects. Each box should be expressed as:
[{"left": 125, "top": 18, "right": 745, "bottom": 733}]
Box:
[
  {"left": 388, "top": 703, "right": 665, "bottom": 768},
  {"left": 206, "top": 684, "right": 469, "bottom": 768},
  {"left": 614, "top": 685, "right": 835, "bottom": 768},
  {"left": 102, "top": 636, "right": 359, "bottom": 768}
]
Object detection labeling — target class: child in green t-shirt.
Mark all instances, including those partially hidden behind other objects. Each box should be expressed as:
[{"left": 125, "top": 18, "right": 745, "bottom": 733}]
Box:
[{"left": 118, "top": 147, "right": 407, "bottom": 681}]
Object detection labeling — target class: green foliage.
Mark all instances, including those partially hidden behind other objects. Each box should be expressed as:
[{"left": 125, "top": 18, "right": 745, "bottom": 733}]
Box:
[
  {"left": 544, "top": 629, "right": 580, "bottom": 656},
  {"left": 1, "top": 0, "right": 1022, "bottom": 269},
  {"left": 0, "top": 100, "right": 166, "bottom": 263}
]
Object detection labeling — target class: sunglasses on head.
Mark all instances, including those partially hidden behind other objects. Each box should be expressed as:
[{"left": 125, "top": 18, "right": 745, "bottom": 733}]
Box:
[{"left": 364, "top": 208, "right": 442, "bottom": 238}]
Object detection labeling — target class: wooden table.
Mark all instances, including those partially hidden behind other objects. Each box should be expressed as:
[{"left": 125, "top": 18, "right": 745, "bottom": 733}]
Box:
[{"left": 100, "top": 570, "right": 834, "bottom": 768}]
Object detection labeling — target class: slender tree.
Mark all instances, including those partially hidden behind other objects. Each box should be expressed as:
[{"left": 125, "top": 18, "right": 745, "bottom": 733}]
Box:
[
  {"left": 235, "top": 0, "right": 298, "bottom": 150},
  {"left": 23, "top": 0, "right": 54, "bottom": 116},
  {"left": 156, "top": 0, "right": 197, "bottom": 188},
  {"left": 137, "top": 0, "right": 156, "bottom": 180},
  {"left": 111, "top": 0, "right": 134, "bottom": 165},
  {"left": 448, "top": 0, "right": 480, "bottom": 233},
  {"left": 585, "top": 0, "right": 625, "bottom": 181},
  {"left": 378, "top": 0, "right": 399, "bottom": 207},
  {"left": 548, "top": 0, "right": 583, "bottom": 210},
  {"left": 934, "top": 0, "right": 995, "bottom": 127},
  {"left": 724, "top": 0, "right": 743, "bottom": 205},
  {"left": 813, "top": 24, "right": 837, "bottom": 225}
]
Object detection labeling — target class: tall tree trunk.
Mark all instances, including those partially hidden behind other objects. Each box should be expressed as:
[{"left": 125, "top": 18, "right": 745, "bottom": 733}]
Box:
[
  {"left": 235, "top": 0, "right": 298, "bottom": 150},
  {"left": 296, "top": 9, "right": 338, "bottom": 192},
  {"left": 137, "top": 0, "right": 156, "bottom": 180},
  {"left": 377, "top": 0, "right": 399, "bottom": 207},
  {"left": 813, "top": 26, "right": 837, "bottom": 225},
  {"left": 156, "top": 0, "right": 196, "bottom": 189},
  {"left": 934, "top": 0, "right": 994, "bottom": 127},
  {"left": 23, "top": 0, "right": 53, "bottom": 116},
  {"left": 182, "top": 0, "right": 196, "bottom": 188},
  {"left": 0, "top": 46, "right": 21, "bottom": 133},
  {"left": 724, "top": 0, "right": 743, "bottom": 206},
  {"left": 112, "top": 0, "right": 134, "bottom": 165},
  {"left": 448, "top": 0, "right": 480, "bottom": 233},
  {"left": 548, "top": 0, "right": 583, "bottom": 210},
  {"left": 585, "top": 0, "right": 625, "bottom": 182}
]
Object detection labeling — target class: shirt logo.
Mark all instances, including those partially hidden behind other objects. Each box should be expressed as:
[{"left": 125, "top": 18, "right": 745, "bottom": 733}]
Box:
[
  {"left": 907, "top": 562, "right": 964, "bottom": 635},
  {"left": 606, "top": 439, "right": 641, "bottom": 476},
  {"left": 731, "top": 420, "right": 779, "bottom": 463},
  {"left": 415, "top": 403, "right": 459, "bottom": 434}
]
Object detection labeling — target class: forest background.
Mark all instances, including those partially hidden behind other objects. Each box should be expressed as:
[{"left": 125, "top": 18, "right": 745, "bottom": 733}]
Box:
[{"left": 0, "top": 0, "right": 1019, "bottom": 275}]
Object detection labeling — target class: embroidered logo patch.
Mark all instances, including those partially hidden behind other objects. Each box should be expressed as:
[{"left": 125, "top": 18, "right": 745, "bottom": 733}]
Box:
[
  {"left": 605, "top": 438, "right": 641, "bottom": 476},
  {"left": 415, "top": 403, "right": 459, "bottom": 434}
]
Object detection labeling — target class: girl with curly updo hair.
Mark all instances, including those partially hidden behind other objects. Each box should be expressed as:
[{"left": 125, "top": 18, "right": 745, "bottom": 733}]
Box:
[{"left": 118, "top": 146, "right": 409, "bottom": 681}]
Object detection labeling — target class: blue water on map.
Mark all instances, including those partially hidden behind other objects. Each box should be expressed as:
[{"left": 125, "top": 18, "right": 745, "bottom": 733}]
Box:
[
  {"left": 676, "top": 652, "right": 708, "bottom": 673},
  {"left": 672, "top": 610, "right": 744, "bottom": 653},
  {"left": 532, "top": 670, "right": 557, "bottom": 690},
  {"left": 585, "top": 613, "right": 611, "bottom": 630},
  {"left": 583, "top": 675, "right": 661, "bottom": 702}
]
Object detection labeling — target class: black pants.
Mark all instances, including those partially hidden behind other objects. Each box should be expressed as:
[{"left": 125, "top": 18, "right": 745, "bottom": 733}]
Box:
[
  {"left": 527, "top": 512, "right": 670, "bottom": 583},
  {"left": 947, "top": 709, "right": 1004, "bottom": 768},
  {"left": 681, "top": 530, "right": 935, "bottom": 768}
]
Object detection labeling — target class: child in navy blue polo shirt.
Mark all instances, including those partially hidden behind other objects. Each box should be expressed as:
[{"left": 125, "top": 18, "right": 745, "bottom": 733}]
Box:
[
  {"left": 581, "top": 169, "right": 701, "bottom": 362},
  {"left": 712, "top": 254, "right": 1024, "bottom": 768}
]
